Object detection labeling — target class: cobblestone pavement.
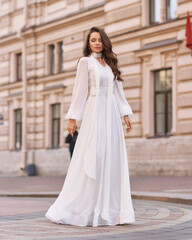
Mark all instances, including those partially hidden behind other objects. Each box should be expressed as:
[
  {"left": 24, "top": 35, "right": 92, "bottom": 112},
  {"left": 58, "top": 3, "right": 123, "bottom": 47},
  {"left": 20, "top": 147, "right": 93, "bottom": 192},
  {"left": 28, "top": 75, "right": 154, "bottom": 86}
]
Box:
[{"left": 0, "top": 197, "right": 192, "bottom": 240}]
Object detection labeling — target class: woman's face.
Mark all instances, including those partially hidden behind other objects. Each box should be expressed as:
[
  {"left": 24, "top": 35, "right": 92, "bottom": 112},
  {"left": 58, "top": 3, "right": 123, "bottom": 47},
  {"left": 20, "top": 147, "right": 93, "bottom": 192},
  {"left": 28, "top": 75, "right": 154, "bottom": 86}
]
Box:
[{"left": 89, "top": 32, "right": 103, "bottom": 54}]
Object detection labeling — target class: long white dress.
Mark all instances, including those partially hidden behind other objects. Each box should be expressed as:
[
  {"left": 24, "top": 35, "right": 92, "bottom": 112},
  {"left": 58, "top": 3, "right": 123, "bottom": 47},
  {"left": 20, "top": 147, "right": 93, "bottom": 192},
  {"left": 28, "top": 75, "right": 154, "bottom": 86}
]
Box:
[{"left": 45, "top": 53, "right": 135, "bottom": 227}]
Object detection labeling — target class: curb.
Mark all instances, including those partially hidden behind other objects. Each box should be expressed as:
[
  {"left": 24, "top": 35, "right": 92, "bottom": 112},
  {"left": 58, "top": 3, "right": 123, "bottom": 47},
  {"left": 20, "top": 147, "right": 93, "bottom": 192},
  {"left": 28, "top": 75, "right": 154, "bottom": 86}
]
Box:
[
  {"left": 0, "top": 191, "right": 192, "bottom": 205},
  {"left": 0, "top": 192, "right": 59, "bottom": 198},
  {"left": 132, "top": 194, "right": 192, "bottom": 205}
]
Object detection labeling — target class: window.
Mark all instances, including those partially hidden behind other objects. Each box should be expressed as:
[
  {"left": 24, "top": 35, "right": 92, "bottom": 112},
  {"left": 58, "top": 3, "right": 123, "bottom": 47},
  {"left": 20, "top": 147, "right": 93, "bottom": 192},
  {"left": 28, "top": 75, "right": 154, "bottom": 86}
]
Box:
[
  {"left": 149, "top": 0, "right": 160, "bottom": 24},
  {"left": 154, "top": 69, "right": 172, "bottom": 136},
  {"left": 15, "top": 109, "right": 22, "bottom": 149},
  {"left": 52, "top": 104, "right": 61, "bottom": 148},
  {"left": 58, "top": 41, "right": 64, "bottom": 72},
  {"left": 149, "top": 0, "right": 177, "bottom": 25},
  {"left": 49, "top": 44, "right": 55, "bottom": 74},
  {"left": 166, "top": 0, "right": 177, "bottom": 20},
  {"left": 16, "top": 53, "right": 22, "bottom": 81},
  {"left": 47, "top": 41, "right": 64, "bottom": 75}
]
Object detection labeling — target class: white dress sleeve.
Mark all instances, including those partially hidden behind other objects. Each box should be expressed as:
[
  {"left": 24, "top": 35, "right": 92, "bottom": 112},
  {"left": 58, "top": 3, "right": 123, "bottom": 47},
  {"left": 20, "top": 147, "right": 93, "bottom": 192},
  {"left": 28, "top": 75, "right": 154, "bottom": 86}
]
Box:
[
  {"left": 114, "top": 79, "right": 133, "bottom": 119},
  {"left": 65, "top": 57, "right": 88, "bottom": 121}
]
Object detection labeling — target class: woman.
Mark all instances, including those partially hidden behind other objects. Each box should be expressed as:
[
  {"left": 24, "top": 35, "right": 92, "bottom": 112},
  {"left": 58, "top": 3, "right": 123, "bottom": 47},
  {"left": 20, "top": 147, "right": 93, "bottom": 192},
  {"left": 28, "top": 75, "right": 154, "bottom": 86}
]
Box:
[{"left": 45, "top": 26, "right": 135, "bottom": 227}]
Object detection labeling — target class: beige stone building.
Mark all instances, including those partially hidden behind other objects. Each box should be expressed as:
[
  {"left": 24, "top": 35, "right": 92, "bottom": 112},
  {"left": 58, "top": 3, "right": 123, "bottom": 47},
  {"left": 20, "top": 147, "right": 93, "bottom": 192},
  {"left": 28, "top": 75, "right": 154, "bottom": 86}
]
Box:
[{"left": 0, "top": 0, "right": 192, "bottom": 176}]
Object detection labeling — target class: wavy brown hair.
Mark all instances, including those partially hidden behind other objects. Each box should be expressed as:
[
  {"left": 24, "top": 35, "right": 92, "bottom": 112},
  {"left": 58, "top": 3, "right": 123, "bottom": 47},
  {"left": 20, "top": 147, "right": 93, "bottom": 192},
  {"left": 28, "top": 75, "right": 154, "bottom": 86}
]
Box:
[{"left": 83, "top": 26, "right": 123, "bottom": 81}]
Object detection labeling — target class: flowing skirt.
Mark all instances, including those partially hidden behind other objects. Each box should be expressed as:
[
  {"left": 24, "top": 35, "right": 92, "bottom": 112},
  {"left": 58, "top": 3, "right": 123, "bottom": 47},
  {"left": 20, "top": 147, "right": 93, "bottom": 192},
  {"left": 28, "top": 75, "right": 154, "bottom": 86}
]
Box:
[{"left": 45, "top": 94, "right": 135, "bottom": 227}]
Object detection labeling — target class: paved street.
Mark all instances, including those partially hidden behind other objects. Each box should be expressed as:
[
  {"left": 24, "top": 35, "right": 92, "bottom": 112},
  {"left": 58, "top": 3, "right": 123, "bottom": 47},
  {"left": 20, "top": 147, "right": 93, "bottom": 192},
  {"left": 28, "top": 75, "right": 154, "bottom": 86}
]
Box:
[
  {"left": 0, "top": 176, "right": 192, "bottom": 240},
  {"left": 0, "top": 197, "right": 192, "bottom": 240}
]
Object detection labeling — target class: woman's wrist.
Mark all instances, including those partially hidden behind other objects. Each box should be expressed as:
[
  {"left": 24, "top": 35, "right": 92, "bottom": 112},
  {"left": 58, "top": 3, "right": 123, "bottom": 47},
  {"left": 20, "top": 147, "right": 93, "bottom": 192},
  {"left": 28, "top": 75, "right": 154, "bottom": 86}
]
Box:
[{"left": 124, "top": 115, "right": 129, "bottom": 119}]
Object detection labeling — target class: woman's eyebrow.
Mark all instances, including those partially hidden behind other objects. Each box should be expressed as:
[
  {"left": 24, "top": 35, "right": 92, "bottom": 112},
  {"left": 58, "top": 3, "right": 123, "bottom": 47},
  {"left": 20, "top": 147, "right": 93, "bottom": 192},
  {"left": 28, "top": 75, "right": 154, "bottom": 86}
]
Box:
[{"left": 90, "top": 38, "right": 102, "bottom": 40}]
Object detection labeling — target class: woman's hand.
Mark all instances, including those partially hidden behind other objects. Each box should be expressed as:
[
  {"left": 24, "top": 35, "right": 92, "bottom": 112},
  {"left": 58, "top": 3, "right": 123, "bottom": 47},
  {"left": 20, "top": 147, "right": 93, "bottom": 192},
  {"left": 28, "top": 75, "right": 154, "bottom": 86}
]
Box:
[
  {"left": 67, "top": 119, "right": 76, "bottom": 137},
  {"left": 124, "top": 115, "right": 133, "bottom": 133}
]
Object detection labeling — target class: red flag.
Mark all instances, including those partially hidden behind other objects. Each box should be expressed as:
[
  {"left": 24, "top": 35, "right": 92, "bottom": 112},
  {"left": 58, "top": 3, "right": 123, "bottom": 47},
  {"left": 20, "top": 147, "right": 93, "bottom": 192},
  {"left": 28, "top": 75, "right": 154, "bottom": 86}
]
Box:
[{"left": 186, "top": 11, "right": 192, "bottom": 50}]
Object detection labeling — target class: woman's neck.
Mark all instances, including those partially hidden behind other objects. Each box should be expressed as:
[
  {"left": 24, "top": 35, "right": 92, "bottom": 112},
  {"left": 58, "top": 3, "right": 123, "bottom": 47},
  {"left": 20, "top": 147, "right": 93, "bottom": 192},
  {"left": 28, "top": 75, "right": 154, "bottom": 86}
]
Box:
[{"left": 91, "top": 52, "right": 102, "bottom": 58}]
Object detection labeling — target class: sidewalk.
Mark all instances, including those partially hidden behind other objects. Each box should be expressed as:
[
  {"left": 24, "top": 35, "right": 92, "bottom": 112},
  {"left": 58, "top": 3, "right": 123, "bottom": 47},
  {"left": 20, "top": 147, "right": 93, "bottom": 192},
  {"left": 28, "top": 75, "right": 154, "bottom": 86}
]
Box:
[
  {"left": 0, "top": 175, "right": 192, "bottom": 204},
  {"left": 0, "top": 175, "right": 192, "bottom": 240}
]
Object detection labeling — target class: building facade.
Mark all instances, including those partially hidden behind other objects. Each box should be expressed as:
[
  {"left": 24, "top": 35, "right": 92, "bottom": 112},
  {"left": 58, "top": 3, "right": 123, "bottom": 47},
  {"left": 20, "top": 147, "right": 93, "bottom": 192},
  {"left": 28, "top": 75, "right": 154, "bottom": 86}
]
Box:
[{"left": 0, "top": 0, "right": 192, "bottom": 176}]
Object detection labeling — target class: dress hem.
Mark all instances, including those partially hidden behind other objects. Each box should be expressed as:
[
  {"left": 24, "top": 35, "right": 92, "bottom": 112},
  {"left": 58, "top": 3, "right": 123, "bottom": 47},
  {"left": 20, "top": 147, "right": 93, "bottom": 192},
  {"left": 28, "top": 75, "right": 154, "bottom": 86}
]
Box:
[{"left": 45, "top": 204, "right": 135, "bottom": 227}]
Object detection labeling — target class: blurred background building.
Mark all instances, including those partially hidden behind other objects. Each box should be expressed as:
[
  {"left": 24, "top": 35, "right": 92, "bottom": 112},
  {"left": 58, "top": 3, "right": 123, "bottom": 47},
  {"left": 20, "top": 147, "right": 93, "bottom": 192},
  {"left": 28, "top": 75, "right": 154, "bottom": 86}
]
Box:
[{"left": 0, "top": 0, "right": 191, "bottom": 176}]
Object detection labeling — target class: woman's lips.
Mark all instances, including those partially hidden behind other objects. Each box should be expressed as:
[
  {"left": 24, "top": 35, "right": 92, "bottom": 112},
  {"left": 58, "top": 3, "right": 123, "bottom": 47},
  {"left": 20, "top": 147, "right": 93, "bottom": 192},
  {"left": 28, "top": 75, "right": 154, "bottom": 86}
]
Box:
[{"left": 95, "top": 47, "right": 101, "bottom": 49}]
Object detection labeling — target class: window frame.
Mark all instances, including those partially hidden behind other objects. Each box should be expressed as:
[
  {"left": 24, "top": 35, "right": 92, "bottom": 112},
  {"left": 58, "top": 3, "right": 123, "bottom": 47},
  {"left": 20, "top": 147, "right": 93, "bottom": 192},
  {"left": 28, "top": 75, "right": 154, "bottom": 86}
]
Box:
[
  {"left": 51, "top": 103, "right": 61, "bottom": 148},
  {"left": 149, "top": 0, "right": 160, "bottom": 25},
  {"left": 58, "top": 41, "right": 64, "bottom": 73},
  {"left": 16, "top": 52, "right": 22, "bottom": 81},
  {"left": 49, "top": 44, "right": 55, "bottom": 75},
  {"left": 47, "top": 41, "right": 64, "bottom": 75},
  {"left": 148, "top": 0, "right": 177, "bottom": 26},
  {"left": 165, "top": 0, "right": 177, "bottom": 21},
  {"left": 154, "top": 68, "right": 172, "bottom": 137},
  {"left": 15, "top": 108, "right": 22, "bottom": 150}
]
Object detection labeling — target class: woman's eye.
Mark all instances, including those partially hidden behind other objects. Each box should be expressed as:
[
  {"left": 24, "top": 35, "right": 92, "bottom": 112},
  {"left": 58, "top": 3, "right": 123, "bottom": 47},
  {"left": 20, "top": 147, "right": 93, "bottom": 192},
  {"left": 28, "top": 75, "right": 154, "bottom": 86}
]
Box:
[{"left": 90, "top": 39, "right": 102, "bottom": 42}]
